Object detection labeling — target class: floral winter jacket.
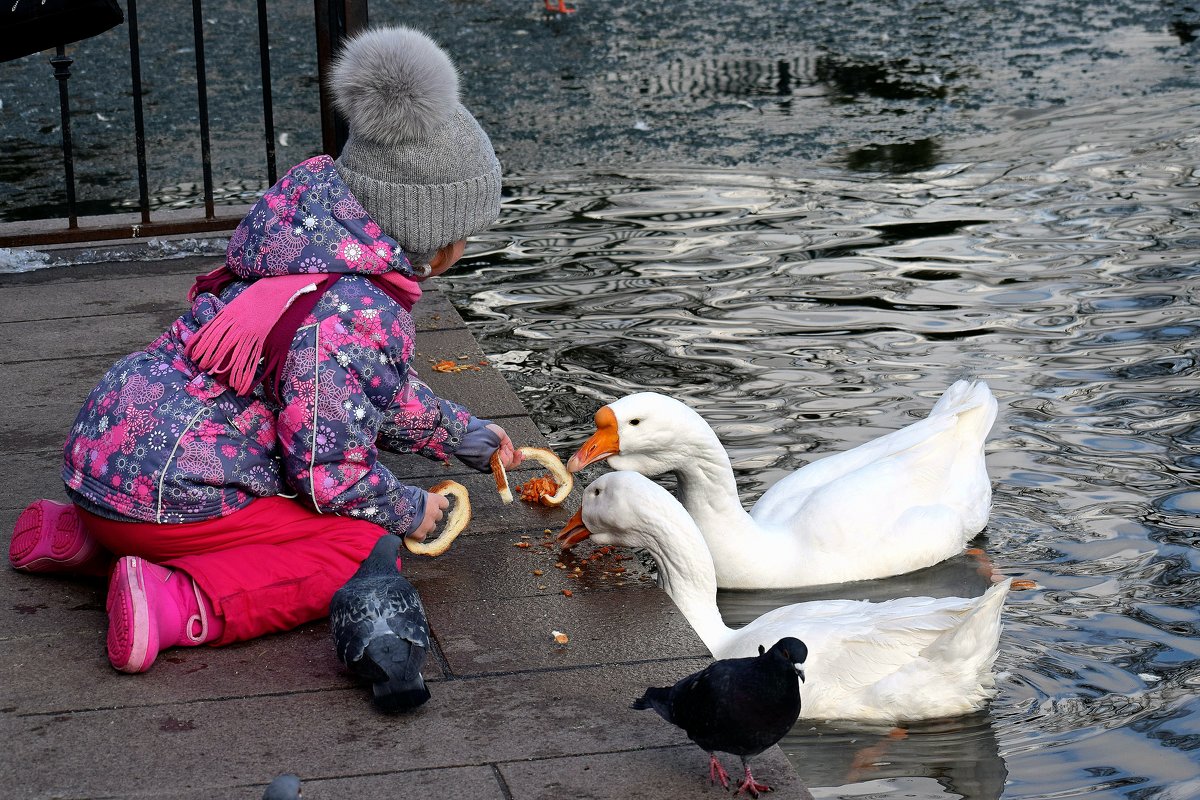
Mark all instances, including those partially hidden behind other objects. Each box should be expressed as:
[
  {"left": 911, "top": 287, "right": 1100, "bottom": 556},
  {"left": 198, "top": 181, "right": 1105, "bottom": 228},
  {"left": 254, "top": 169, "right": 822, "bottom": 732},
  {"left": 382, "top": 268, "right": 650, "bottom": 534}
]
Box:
[{"left": 62, "top": 155, "right": 484, "bottom": 535}]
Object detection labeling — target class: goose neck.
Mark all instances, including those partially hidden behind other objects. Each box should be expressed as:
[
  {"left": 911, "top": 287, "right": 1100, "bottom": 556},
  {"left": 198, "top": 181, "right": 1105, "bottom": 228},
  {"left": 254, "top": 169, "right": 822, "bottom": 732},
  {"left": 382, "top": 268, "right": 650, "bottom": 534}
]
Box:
[
  {"left": 673, "top": 448, "right": 752, "bottom": 531},
  {"left": 642, "top": 522, "right": 731, "bottom": 654}
]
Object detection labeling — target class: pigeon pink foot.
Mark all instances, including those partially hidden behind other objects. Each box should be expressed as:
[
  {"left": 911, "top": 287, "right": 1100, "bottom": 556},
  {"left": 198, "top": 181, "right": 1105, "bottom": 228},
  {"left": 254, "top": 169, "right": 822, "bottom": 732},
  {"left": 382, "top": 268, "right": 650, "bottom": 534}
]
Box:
[
  {"left": 735, "top": 762, "right": 772, "bottom": 797},
  {"left": 708, "top": 753, "right": 730, "bottom": 789}
]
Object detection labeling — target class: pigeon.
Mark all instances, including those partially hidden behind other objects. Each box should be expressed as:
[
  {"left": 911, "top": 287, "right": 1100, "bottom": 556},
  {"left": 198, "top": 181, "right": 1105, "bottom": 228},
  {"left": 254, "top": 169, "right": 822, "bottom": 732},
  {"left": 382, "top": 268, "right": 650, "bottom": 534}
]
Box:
[
  {"left": 262, "top": 773, "right": 301, "bottom": 799},
  {"left": 329, "top": 534, "right": 432, "bottom": 712},
  {"left": 633, "top": 637, "right": 807, "bottom": 797}
]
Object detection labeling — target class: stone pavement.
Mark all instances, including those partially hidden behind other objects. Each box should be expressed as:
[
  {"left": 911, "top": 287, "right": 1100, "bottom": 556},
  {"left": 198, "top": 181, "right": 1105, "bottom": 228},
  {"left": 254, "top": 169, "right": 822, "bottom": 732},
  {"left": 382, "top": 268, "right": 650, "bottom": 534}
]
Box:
[{"left": 0, "top": 244, "right": 813, "bottom": 799}]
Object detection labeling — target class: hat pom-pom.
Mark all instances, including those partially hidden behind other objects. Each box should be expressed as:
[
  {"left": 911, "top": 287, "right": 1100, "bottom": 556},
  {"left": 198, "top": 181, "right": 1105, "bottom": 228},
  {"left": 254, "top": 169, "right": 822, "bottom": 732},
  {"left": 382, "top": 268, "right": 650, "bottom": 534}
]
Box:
[{"left": 329, "top": 26, "right": 460, "bottom": 146}]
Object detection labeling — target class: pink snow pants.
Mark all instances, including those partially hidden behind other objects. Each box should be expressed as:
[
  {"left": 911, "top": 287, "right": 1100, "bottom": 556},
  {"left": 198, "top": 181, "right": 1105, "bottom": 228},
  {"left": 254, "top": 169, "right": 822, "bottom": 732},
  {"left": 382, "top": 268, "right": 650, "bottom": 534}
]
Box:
[{"left": 78, "top": 496, "right": 389, "bottom": 645}]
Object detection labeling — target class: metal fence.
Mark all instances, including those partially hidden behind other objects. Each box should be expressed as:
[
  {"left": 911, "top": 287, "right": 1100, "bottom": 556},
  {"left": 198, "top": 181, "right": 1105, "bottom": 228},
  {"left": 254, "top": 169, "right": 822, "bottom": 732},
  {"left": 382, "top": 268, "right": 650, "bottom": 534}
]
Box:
[{"left": 0, "top": 0, "right": 368, "bottom": 248}]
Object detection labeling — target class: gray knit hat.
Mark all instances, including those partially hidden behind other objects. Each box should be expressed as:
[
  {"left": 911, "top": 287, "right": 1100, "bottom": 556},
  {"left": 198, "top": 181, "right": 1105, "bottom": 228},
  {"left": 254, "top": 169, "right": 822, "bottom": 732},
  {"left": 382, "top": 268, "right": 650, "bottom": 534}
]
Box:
[{"left": 329, "top": 27, "right": 501, "bottom": 265}]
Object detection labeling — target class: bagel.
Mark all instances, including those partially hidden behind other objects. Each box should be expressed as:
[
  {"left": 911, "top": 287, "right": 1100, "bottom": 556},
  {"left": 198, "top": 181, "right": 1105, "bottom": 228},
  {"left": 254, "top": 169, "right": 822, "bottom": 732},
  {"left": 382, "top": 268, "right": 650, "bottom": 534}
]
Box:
[
  {"left": 404, "top": 480, "right": 471, "bottom": 556},
  {"left": 492, "top": 451, "right": 514, "bottom": 504}
]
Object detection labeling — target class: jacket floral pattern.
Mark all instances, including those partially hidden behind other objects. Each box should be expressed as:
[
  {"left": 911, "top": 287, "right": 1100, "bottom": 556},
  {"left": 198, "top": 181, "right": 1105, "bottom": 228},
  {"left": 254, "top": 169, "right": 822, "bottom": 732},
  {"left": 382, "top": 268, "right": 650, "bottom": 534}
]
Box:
[{"left": 62, "top": 155, "right": 472, "bottom": 535}]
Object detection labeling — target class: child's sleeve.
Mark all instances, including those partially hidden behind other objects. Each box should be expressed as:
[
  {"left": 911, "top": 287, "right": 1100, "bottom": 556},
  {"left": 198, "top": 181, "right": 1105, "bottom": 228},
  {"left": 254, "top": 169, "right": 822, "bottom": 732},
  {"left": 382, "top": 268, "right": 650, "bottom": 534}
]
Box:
[
  {"left": 275, "top": 314, "right": 432, "bottom": 536},
  {"left": 374, "top": 368, "right": 475, "bottom": 463}
]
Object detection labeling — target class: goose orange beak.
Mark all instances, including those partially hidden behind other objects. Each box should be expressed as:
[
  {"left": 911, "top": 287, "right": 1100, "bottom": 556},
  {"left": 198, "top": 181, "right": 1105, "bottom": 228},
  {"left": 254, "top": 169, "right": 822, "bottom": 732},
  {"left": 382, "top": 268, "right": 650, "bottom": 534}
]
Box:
[
  {"left": 566, "top": 406, "right": 619, "bottom": 472},
  {"left": 557, "top": 508, "right": 592, "bottom": 549}
]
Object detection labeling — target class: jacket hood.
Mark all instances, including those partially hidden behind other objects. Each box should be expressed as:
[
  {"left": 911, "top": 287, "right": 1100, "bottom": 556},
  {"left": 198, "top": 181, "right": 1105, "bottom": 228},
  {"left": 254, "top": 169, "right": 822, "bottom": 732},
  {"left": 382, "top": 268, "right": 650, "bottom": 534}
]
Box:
[{"left": 225, "top": 155, "right": 416, "bottom": 281}]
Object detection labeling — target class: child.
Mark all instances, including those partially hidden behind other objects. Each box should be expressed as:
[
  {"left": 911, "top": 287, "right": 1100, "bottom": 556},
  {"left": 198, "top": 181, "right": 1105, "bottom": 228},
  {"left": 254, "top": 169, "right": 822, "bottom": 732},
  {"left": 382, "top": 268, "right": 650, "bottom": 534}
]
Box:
[{"left": 8, "top": 26, "right": 523, "bottom": 674}]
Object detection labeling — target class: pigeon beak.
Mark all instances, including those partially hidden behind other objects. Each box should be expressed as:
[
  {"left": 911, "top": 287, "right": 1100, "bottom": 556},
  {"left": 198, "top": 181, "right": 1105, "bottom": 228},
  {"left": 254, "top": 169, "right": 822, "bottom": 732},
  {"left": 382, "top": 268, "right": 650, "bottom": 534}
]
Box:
[
  {"left": 558, "top": 508, "right": 592, "bottom": 549},
  {"left": 795, "top": 665, "right": 806, "bottom": 682},
  {"left": 566, "top": 407, "right": 619, "bottom": 473}
]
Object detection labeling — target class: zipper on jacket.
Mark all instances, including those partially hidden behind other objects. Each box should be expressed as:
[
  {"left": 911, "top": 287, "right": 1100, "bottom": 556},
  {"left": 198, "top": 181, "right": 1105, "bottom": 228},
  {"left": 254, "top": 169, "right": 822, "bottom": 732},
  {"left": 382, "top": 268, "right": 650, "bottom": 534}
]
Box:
[
  {"left": 157, "top": 406, "right": 212, "bottom": 523},
  {"left": 308, "top": 322, "right": 323, "bottom": 513}
]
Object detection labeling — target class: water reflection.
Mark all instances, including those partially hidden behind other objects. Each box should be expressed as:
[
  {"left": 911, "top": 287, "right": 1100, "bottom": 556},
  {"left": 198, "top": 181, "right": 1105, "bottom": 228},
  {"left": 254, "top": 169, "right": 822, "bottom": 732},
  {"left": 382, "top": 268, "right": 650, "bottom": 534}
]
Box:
[
  {"left": 450, "top": 93, "right": 1200, "bottom": 799},
  {"left": 795, "top": 715, "right": 1006, "bottom": 800},
  {"left": 813, "top": 55, "right": 953, "bottom": 102},
  {"left": 844, "top": 138, "right": 944, "bottom": 174}
]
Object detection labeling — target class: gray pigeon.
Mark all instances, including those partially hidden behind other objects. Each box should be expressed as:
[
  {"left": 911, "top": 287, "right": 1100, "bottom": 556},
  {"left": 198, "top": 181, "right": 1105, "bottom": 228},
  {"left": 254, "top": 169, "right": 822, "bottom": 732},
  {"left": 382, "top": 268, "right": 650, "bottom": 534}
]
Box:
[
  {"left": 633, "top": 637, "right": 807, "bottom": 797},
  {"left": 329, "top": 534, "right": 432, "bottom": 712},
  {"left": 262, "top": 773, "right": 301, "bottom": 799}
]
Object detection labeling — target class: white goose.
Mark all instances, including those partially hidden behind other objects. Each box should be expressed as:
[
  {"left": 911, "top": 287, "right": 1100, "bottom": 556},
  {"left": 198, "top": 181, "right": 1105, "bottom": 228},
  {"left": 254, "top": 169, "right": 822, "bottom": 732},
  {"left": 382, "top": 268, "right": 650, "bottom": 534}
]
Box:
[
  {"left": 561, "top": 471, "right": 1010, "bottom": 722},
  {"left": 566, "top": 380, "right": 997, "bottom": 589}
]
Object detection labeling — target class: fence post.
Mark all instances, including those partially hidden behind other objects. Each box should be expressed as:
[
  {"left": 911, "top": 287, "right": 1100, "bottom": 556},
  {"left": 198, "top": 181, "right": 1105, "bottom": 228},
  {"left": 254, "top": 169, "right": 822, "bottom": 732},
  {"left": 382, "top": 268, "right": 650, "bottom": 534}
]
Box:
[
  {"left": 49, "top": 45, "right": 78, "bottom": 229},
  {"left": 314, "top": 0, "right": 369, "bottom": 158}
]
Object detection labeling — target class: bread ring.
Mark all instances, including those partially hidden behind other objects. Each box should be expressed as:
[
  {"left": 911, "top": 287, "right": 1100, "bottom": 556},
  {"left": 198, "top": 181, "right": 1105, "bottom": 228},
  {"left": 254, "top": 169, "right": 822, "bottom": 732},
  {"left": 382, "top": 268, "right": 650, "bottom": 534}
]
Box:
[
  {"left": 515, "top": 447, "right": 574, "bottom": 506},
  {"left": 492, "top": 451, "right": 514, "bottom": 504},
  {"left": 404, "top": 480, "right": 471, "bottom": 556}
]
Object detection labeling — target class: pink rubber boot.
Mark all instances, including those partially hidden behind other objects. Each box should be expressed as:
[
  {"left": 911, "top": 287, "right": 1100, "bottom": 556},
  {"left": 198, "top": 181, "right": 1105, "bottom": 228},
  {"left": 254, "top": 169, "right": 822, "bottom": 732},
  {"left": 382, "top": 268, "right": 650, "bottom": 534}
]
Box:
[
  {"left": 10, "top": 500, "right": 110, "bottom": 576},
  {"left": 106, "top": 556, "right": 225, "bottom": 674}
]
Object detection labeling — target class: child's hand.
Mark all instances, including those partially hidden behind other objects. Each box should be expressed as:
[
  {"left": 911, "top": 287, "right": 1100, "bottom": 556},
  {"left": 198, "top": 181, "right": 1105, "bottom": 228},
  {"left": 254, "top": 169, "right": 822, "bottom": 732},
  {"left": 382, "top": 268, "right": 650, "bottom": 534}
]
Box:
[
  {"left": 410, "top": 491, "right": 450, "bottom": 540},
  {"left": 488, "top": 423, "right": 524, "bottom": 470}
]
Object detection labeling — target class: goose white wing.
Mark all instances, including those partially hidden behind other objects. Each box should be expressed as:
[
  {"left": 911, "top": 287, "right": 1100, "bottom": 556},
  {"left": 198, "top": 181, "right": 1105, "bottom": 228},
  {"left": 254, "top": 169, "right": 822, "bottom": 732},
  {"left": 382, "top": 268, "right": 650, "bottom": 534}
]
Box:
[
  {"left": 723, "top": 592, "right": 1000, "bottom": 721},
  {"left": 750, "top": 412, "right": 960, "bottom": 529},
  {"left": 725, "top": 595, "right": 972, "bottom": 666},
  {"left": 751, "top": 381, "right": 996, "bottom": 538}
]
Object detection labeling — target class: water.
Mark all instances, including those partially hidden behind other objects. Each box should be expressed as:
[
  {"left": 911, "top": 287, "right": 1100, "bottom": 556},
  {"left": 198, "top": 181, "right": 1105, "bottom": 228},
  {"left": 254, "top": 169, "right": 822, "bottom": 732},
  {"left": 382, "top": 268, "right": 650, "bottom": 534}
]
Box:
[
  {"left": 3, "top": 0, "right": 1197, "bottom": 222},
  {"left": 440, "top": 92, "right": 1200, "bottom": 799}
]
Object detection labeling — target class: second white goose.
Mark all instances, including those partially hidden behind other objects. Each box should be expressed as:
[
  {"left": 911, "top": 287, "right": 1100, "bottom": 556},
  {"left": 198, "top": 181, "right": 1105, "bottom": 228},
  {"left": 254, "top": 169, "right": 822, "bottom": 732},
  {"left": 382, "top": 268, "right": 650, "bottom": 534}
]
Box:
[{"left": 560, "top": 470, "right": 1010, "bottom": 722}]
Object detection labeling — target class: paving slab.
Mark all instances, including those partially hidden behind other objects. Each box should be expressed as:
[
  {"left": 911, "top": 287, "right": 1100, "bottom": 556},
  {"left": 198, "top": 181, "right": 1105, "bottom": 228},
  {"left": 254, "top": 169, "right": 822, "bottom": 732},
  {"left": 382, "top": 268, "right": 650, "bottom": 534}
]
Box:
[
  {"left": 413, "top": 327, "right": 529, "bottom": 418},
  {"left": 0, "top": 660, "right": 715, "bottom": 799},
  {"left": 499, "top": 745, "right": 815, "bottom": 800},
  {"left": 426, "top": 587, "right": 707, "bottom": 676},
  {"left": 1, "top": 310, "right": 183, "bottom": 365},
  {"left": 225, "top": 766, "right": 509, "bottom": 800}
]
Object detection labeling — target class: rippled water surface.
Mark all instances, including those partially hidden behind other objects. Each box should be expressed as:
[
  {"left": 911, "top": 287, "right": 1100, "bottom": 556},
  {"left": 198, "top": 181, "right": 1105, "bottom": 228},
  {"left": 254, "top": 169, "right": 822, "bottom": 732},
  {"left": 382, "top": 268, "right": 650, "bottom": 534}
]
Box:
[{"left": 443, "top": 94, "right": 1200, "bottom": 799}]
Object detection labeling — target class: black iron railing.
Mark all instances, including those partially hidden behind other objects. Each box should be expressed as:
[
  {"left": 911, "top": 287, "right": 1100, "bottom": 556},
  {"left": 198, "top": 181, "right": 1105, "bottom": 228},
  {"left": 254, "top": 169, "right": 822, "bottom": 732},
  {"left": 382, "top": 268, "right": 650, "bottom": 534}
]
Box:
[{"left": 0, "top": 0, "right": 368, "bottom": 248}]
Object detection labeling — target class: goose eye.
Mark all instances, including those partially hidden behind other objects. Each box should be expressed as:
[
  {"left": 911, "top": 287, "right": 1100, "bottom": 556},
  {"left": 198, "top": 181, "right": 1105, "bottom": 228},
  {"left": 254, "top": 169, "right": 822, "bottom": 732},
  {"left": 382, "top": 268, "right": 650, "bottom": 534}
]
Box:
[{"left": 629, "top": 418, "right": 641, "bottom": 426}]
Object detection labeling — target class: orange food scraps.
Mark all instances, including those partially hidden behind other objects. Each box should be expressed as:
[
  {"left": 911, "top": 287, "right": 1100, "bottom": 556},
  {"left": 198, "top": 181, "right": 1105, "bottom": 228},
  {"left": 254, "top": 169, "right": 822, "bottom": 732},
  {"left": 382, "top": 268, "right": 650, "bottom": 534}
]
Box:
[
  {"left": 562, "top": 589, "right": 573, "bottom": 597},
  {"left": 516, "top": 474, "right": 561, "bottom": 506},
  {"left": 516, "top": 448, "right": 574, "bottom": 506},
  {"left": 532, "top": 569, "right": 544, "bottom": 576},
  {"left": 431, "top": 359, "right": 481, "bottom": 373},
  {"left": 1011, "top": 579, "right": 1039, "bottom": 590},
  {"left": 552, "top": 630, "right": 569, "bottom": 644}
]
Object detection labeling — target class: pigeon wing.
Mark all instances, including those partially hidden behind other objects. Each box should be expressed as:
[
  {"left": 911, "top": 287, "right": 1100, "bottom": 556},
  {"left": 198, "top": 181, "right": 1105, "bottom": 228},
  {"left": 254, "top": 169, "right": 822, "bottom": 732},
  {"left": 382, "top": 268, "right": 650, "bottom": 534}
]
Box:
[
  {"left": 329, "top": 575, "right": 429, "bottom": 668},
  {"left": 668, "top": 663, "right": 732, "bottom": 751}
]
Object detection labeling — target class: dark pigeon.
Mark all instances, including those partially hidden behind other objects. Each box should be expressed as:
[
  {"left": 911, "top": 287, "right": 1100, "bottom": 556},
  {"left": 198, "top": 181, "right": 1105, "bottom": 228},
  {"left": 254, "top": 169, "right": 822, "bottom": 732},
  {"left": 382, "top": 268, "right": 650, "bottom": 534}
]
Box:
[
  {"left": 262, "top": 773, "right": 301, "bottom": 799},
  {"left": 633, "top": 636, "right": 807, "bottom": 797},
  {"left": 330, "top": 534, "right": 432, "bottom": 712}
]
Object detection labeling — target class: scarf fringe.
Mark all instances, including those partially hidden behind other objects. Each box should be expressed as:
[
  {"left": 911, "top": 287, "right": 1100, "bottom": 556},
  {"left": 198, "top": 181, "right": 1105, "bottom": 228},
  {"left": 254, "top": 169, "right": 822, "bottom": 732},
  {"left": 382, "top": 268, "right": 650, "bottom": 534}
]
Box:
[{"left": 185, "top": 311, "right": 269, "bottom": 396}]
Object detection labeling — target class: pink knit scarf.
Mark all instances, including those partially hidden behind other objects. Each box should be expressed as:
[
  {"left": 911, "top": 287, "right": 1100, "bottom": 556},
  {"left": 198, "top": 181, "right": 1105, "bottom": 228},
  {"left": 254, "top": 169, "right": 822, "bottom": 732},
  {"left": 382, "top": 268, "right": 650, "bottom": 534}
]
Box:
[{"left": 185, "top": 266, "right": 422, "bottom": 397}]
